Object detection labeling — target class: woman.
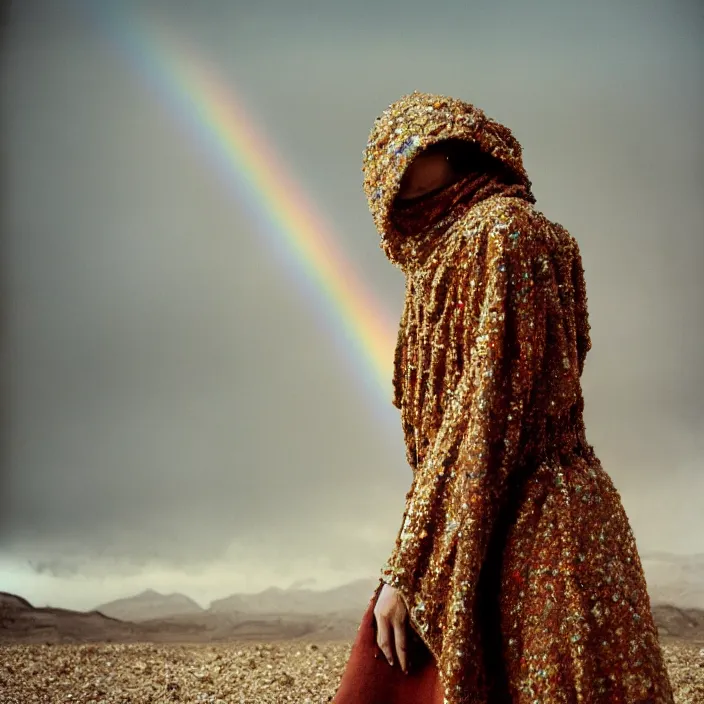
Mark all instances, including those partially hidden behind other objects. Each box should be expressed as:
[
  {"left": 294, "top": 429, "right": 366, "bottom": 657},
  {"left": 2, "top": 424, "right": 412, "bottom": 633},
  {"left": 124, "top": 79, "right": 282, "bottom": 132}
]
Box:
[{"left": 334, "top": 92, "right": 674, "bottom": 704}]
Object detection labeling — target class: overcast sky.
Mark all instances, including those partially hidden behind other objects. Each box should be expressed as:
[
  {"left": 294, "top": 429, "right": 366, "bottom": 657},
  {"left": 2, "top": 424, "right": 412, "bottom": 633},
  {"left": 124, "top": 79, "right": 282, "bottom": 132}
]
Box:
[{"left": 1, "top": 0, "right": 702, "bottom": 611}]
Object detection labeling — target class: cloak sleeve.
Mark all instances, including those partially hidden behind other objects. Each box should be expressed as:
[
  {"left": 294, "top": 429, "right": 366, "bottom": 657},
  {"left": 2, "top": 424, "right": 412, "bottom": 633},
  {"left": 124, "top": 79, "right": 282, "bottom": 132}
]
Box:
[{"left": 379, "top": 208, "right": 582, "bottom": 690}]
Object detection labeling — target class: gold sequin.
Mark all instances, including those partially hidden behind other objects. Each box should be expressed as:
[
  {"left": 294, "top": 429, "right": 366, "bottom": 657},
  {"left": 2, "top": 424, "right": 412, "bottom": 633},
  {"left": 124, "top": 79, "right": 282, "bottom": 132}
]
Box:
[{"left": 363, "top": 92, "right": 675, "bottom": 703}]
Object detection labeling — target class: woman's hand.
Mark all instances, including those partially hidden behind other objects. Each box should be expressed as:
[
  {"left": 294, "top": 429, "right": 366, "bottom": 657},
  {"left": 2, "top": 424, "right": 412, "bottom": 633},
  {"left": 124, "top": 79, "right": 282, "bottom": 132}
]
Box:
[{"left": 373, "top": 583, "right": 409, "bottom": 674}]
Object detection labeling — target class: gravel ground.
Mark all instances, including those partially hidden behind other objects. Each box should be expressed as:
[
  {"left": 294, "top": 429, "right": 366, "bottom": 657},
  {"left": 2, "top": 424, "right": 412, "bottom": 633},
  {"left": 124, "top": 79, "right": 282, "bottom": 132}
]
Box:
[{"left": 1, "top": 640, "right": 703, "bottom": 704}]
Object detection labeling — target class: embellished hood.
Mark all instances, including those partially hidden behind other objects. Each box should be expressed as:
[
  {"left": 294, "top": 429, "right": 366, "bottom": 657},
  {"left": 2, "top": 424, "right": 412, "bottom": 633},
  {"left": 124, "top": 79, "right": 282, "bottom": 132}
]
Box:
[{"left": 362, "top": 92, "right": 534, "bottom": 269}]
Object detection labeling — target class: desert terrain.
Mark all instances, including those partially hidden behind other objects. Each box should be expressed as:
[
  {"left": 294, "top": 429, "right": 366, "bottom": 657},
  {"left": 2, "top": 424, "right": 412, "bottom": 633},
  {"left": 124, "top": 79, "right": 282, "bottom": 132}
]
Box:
[
  {"left": 2, "top": 556, "right": 704, "bottom": 703},
  {"left": 0, "top": 639, "right": 702, "bottom": 704}
]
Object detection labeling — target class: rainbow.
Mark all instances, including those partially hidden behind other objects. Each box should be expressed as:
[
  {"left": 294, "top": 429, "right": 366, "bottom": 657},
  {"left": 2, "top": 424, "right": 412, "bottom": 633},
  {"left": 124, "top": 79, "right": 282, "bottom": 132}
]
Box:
[{"left": 85, "top": 6, "right": 398, "bottom": 409}]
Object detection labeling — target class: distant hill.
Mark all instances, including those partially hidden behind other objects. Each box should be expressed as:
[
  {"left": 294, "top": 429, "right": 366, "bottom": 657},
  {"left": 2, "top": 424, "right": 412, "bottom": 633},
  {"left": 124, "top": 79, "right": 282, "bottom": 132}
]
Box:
[
  {"left": 0, "top": 591, "right": 140, "bottom": 644},
  {"left": 209, "top": 578, "right": 379, "bottom": 617},
  {"left": 651, "top": 604, "right": 704, "bottom": 640},
  {"left": 96, "top": 589, "right": 204, "bottom": 622},
  {"left": 641, "top": 552, "right": 704, "bottom": 610}
]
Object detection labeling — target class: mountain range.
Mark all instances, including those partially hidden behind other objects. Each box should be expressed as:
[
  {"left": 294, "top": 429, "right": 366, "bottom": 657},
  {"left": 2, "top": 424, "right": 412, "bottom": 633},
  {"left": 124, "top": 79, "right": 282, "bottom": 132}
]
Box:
[
  {"left": 92, "top": 553, "right": 704, "bottom": 622},
  {"left": 94, "top": 578, "right": 379, "bottom": 622},
  {"left": 2, "top": 552, "right": 702, "bottom": 644}
]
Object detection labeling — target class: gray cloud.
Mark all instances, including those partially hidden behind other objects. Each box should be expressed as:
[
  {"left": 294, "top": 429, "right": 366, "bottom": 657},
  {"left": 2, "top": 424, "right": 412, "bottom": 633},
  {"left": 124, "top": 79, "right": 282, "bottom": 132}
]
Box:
[{"left": 1, "top": 0, "right": 702, "bottom": 608}]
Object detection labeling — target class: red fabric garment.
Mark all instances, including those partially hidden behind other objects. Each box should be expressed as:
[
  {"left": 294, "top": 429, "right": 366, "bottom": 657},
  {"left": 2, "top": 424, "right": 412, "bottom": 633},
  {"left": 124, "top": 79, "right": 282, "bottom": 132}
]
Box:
[{"left": 333, "top": 582, "right": 445, "bottom": 704}]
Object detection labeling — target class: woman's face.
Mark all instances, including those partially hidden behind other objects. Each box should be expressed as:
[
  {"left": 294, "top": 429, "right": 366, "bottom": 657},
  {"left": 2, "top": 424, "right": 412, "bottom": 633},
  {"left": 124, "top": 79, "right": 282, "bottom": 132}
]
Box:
[{"left": 396, "top": 151, "right": 456, "bottom": 201}]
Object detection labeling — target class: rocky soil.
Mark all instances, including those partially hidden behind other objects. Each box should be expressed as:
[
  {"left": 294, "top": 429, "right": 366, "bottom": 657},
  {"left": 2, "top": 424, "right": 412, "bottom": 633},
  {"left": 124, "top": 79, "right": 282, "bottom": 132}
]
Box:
[{"left": 1, "top": 639, "right": 703, "bottom": 704}]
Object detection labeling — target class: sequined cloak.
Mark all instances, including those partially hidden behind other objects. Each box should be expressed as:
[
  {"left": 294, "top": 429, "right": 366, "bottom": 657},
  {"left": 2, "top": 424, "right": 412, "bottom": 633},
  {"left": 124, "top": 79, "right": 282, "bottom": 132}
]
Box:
[{"left": 359, "top": 92, "right": 674, "bottom": 704}]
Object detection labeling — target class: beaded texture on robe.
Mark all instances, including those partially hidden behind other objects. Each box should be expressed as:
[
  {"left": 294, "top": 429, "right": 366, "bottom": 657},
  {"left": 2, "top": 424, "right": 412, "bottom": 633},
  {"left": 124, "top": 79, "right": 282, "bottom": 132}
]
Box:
[{"left": 362, "top": 92, "right": 674, "bottom": 704}]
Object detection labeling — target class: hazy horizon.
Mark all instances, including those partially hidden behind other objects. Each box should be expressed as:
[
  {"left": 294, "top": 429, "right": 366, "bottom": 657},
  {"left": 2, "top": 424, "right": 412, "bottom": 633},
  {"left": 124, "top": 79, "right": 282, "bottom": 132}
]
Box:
[
  {"left": 1, "top": 0, "right": 702, "bottom": 612},
  {"left": 4, "top": 550, "right": 703, "bottom": 614}
]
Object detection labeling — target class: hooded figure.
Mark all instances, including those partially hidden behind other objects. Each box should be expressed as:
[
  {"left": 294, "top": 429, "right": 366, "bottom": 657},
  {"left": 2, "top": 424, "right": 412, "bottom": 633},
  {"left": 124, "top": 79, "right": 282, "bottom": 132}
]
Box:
[{"left": 334, "top": 93, "right": 674, "bottom": 704}]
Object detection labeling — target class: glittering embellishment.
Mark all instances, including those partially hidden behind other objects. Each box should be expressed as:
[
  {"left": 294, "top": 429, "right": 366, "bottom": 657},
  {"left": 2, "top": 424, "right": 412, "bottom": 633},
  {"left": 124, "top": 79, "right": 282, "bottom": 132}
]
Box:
[
  {"left": 395, "top": 134, "right": 421, "bottom": 158},
  {"left": 364, "top": 92, "right": 674, "bottom": 704}
]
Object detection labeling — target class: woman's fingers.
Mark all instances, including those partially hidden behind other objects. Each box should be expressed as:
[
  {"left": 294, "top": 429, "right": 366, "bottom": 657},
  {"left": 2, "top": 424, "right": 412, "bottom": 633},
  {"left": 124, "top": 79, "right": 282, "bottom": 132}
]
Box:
[
  {"left": 375, "top": 613, "right": 410, "bottom": 673},
  {"left": 375, "top": 615, "right": 395, "bottom": 666},
  {"left": 373, "top": 583, "right": 410, "bottom": 672},
  {"left": 393, "top": 617, "right": 408, "bottom": 674}
]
